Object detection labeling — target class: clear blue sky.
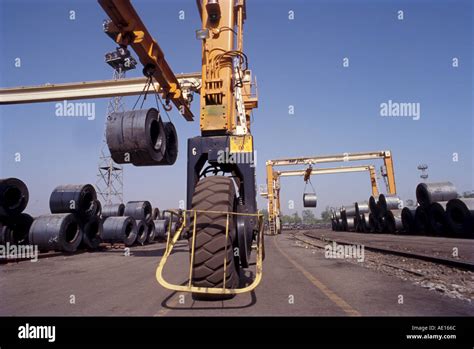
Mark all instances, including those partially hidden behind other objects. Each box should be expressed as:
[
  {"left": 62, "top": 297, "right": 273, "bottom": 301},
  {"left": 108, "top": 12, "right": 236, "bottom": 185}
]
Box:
[{"left": 0, "top": 0, "right": 472, "bottom": 217}]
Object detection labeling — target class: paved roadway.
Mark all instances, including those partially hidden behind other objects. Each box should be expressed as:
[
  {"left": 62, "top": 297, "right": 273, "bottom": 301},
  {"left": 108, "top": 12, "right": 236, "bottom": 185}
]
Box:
[{"left": 1, "top": 232, "right": 472, "bottom": 316}]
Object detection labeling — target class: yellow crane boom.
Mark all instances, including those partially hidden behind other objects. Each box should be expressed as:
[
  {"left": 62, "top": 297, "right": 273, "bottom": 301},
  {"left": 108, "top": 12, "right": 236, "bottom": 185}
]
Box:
[{"left": 98, "top": 0, "right": 195, "bottom": 120}]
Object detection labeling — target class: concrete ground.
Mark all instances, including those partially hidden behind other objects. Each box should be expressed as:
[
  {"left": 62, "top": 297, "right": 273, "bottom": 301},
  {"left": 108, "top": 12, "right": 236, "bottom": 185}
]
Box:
[{"left": 1, "top": 232, "right": 473, "bottom": 316}]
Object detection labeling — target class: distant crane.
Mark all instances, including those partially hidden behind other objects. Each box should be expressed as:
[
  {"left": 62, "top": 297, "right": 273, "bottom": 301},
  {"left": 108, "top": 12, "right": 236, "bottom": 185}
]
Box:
[{"left": 264, "top": 151, "right": 397, "bottom": 235}]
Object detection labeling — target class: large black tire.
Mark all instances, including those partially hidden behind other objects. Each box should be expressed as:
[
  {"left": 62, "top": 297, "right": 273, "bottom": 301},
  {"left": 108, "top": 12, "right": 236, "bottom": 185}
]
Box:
[{"left": 190, "top": 176, "right": 239, "bottom": 300}]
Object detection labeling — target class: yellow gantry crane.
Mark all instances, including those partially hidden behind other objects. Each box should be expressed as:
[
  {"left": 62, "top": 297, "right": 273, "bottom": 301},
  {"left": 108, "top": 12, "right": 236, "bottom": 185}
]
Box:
[
  {"left": 0, "top": 0, "right": 261, "bottom": 299},
  {"left": 264, "top": 151, "right": 397, "bottom": 235}
]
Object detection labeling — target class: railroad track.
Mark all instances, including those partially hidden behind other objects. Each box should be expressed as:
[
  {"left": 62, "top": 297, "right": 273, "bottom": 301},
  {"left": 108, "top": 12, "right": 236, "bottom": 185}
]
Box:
[{"left": 294, "top": 231, "right": 474, "bottom": 272}]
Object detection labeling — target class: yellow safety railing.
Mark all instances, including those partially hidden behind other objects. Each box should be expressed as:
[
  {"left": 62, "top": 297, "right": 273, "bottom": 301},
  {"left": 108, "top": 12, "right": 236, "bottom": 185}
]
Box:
[{"left": 156, "top": 209, "right": 264, "bottom": 295}]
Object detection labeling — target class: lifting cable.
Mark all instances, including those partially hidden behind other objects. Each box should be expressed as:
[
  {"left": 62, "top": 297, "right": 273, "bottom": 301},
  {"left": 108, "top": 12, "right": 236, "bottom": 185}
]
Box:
[
  {"left": 131, "top": 75, "right": 153, "bottom": 110},
  {"left": 130, "top": 75, "right": 173, "bottom": 123},
  {"left": 303, "top": 180, "right": 316, "bottom": 195},
  {"left": 150, "top": 79, "right": 172, "bottom": 123}
]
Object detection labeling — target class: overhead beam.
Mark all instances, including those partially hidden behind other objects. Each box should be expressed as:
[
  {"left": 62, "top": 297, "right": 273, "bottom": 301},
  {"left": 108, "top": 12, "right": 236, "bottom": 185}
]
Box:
[
  {"left": 267, "top": 151, "right": 391, "bottom": 167},
  {"left": 267, "top": 150, "right": 395, "bottom": 194},
  {"left": 0, "top": 73, "right": 201, "bottom": 105},
  {"left": 274, "top": 165, "right": 379, "bottom": 198},
  {"left": 277, "top": 165, "right": 373, "bottom": 177}
]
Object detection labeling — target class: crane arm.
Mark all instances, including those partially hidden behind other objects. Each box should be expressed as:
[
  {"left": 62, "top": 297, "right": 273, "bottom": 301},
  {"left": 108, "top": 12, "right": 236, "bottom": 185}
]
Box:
[{"left": 98, "top": 0, "right": 194, "bottom": 120}]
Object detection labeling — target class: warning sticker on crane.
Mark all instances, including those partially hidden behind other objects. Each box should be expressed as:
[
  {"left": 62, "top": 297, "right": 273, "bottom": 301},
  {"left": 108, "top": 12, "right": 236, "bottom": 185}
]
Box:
[{"left": 230, "top": 135, "right": 253, "bottom": 153}]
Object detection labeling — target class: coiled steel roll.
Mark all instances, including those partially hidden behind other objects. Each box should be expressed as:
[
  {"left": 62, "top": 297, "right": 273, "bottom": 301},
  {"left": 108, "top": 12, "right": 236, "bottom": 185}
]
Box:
[
  {"left": 154, "top": 219, "right": 169, "bottom": 240},
  {"left": 80, "top": 215, "right": 102, "bottom": 250},
  {"left": 378, "top": 194, "right": 402, "bottom": 216},
  {"left": 369, "top": 196, "right": 379, "bottom": 217},
  {"left": 101, "top": 216, "right": 137, "bottom": 246},
  {"left": 355, "top": 202, "right": 369, "bottom": 217},
  {"left": 124, "top": 201, "right": 152, "bottom": 223},
  {"left": 152, "top": 207, "right": 160, "bottom": 220},
  {"left": 378, "top": 215, "right": 386, "bottom": 233},
  {"left": 346, "top": 216, "right": 355, "bottom": 231},
  {"left": 132, "top": 121, "right": 179, "bottom": 166},
  {"left": 29, "top": 213, "right": 82, "bottom": 252},
  {"left": 416, "top": 182, "right": 458, "bottom": 207},
  {"left": 401, "top": 207, "right": 417, "bottom": 234},
  {"left": 102, "top": 203, "right": 125, "bottom": 218},
  {"left": 2, "top": 213, "right": 34, "bottom": 245},
  {"left": 414, "top": 206, "right": 431, "bottom": 234},
  {"left": 106, "top": 108, "right": 167, "bottom": 166},
  {"left": 135, "top": 220, "right": 148, "bottom": 245},
  {"left": 303, "top": 193, "right": 317, "bottom": 208},
  {"left": 0, "top": 223, "right": 11, "bottom": 245},
  {"left": 162, "top": 121, "right": 178, "bottom": 166},
  {"left": 446, "top": 198, "right": 474, "bottom": 237},
  {"left": 360, "top": 213, "right": 370, "bottom": 233},
  {"left": 340, "top": 209, "right": 348, "bottom": 231},
  {"left": 0, "top": 178, "right": 29, "bottom": 217},
  {"left": 429, "top": 201, "right": 450, "bottom": 236},
  {"left": 344, "top": 205, "right": 356, "bottom": 217},
  {"left": 368, "top": 213, "right": 377, "bottom": 233},
  {"left": 384, "top": 210, "right": 403, "bottom": 234},
  {"left": 146, "top": 220, "right": 156, "bottom": 243},
  {"left": 49, "top": 184, "right": 97, "bottom": 220}
]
